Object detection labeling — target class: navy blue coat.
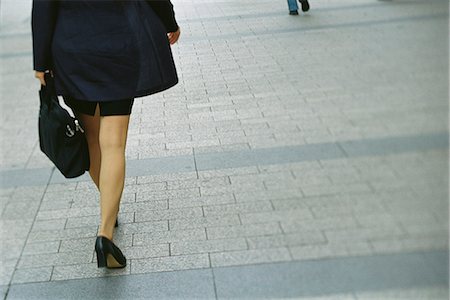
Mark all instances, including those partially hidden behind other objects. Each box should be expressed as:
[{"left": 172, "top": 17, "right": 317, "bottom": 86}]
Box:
[{"left": 32, "top": 0, "right": 179, "bottom": 102}]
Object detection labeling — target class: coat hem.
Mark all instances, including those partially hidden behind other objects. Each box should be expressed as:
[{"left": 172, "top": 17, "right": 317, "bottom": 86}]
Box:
[
  {"left": 134, "top": 77, "right": 179, "bottom": 99},
  {"left": 56, "top": 77, "right": 179, "bottom": 102}
]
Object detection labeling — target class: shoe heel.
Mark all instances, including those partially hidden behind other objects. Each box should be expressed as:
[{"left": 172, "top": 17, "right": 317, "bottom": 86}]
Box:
[
  {"left": 96, "top": 249, "right": 107, "bottom": 268},
  {"left": 95, "top": 235, "right": 126, "bottom": 269}
]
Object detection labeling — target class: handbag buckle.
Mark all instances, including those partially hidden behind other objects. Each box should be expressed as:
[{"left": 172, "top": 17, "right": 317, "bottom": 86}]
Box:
[{"left": 66, "top": 125, "right": 75, "bottom": 137}]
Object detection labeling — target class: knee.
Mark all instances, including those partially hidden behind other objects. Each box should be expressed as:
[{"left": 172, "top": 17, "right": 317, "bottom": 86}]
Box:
[
  {"left": 85, "top": 134, "right": 100, "bottom": 147},
  {"left": 99, "top": 136, "right": 126, "bottom": 151}
]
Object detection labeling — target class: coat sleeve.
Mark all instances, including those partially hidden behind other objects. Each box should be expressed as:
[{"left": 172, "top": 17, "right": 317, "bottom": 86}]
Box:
[
  {"left": 146, "top": 0, "right": 179, "bottom": 33},
  {"left": 31, "top": 0, "right": 59, "bottom": 72}
]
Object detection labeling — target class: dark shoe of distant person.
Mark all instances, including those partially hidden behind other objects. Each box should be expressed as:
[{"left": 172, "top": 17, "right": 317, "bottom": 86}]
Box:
[
  {"left": 95, "top": 235, "right": 126, "bottom": 268},
  {"left": 298, "top": 0, "right": 310, "bottom": 12},
  {"left": 289, "top": 10, "right": 299, "bottom": 15}
]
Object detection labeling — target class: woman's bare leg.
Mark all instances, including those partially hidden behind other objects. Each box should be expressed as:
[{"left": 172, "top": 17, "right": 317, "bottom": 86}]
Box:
[
  {"left": 77, "top": 103, "right": 101, "bottom": 189},
  {"left": 97, "top": 114, "right": 130, "bottom": 240}
]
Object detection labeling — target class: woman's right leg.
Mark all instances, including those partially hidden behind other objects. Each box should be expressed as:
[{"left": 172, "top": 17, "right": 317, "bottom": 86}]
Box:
[{"left": 97, "top": 114, "right": 131, "bottom": 241}]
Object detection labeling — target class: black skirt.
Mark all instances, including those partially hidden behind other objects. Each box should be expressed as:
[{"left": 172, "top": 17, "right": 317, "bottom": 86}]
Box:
[{"left": 63, "top": 95, "right": 134, "bottom": 116}]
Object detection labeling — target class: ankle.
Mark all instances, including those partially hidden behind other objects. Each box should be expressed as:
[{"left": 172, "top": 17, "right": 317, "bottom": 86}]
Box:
[{"left": 97, "top": 232, "right": 113, "bottom": 241}]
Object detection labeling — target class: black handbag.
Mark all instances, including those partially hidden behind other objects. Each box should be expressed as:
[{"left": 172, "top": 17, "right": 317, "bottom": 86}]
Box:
[{"left": 38, "top": 72, "right": 90, "bottom": 178}]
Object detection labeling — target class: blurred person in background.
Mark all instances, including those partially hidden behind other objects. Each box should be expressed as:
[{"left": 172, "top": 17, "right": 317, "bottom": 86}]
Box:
[{"left": 287, "top": 0, "right": 310, "bottom": 15}]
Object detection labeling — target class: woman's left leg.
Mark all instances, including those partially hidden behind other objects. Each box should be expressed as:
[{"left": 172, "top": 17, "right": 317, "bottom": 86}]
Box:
[{"left": 76, "top": 103, "right": 102, "bottom": 189}]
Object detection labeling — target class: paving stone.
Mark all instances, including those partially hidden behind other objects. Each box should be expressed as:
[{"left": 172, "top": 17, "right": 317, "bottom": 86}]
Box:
[
  {"left": 22, "top": 241, "right": 60, "bottom": 256},
  {"left": 72, "top": 192, "right": 136, "bottom": 208},
  {"left": 2, "top": 201, "right": 40, "bottom": 220},
  {"left": 27, "top": 227, "right": 98, "bottom": 243},
  {"left": 0, "top": 238, "right": 26, "bottom": 260},
  {"left": 114, "top": 220, "right": 168, "bottom": 235},
  {"left": 121, "top": 243, "right": 169, "bottom": 260},
  {"left": 240, "top": 208, "right": 314, "bottom": 225},
  {"left": 233, "top": 188, "right": 302, "bottom": 202},
  {"left": 124, "top": 182, "right": 168, "bottom": 194},
  {"left": 0, "top": 219, "right": 33, "bottom": 239},
  {"left": 310, "top": 199, "right": 387, "bottom": 218},
  {"left": 354, "top": 286, "right": 448, "bottom": 300},
  {"left": 200, "top": 180, "right": 266, "bottom": 196},
  {"left": 171, "top": 238, "right": 247, "bottom": 256},
  {"left": 65, "top": 212, "right": 135, "bottom": 229},
  {"left": 136, "top": 172, "right": 198, "bottom": 184},
  {"left": 207, "top": 223, "right": 282, "bottom": 240},
  {"left": 300, "top": 182, "right": 372, "bottom": 197},
  {"left": 18, "top": 251, "right": 93, "bottom": 269},
  {"left": 289, "top": 241, "right": 375, "bottom": 261},
  {"left": 203, "top": 201, "right": 273, "bottom": 216},
  {"left": 197, "top": 166, "right": 259, "bottom": 179},
  {"left": 135, "top": 187, "right": 201, "bottom": 202},
  {"left": 131, "top": 253, "right": 210, "bottom": 274},
  {"left": 133, "top": 228, "right": 207, "bottom": 246},
  {"left": 59, "top": 235, "right": 132, "bottom": 253},
  {"left": 169, "top": 214, "right": 240, "bottom": 231},
  {"left": 246, "top": 231, "right": 326, "bottom": 250},
  {"left": 270, "top": 198, "right": 307, "bottom": 210},
  {"left": 169, "top": 194, "right": 236, "bottom": 209},
  {"left": 370, "top": 235, "right": 448, "bottom": 255},
  {"left": 36, "top": 207, "right": 100, "bottom": 221},
  {"left": 119, "top": 200, "right": 168, "bottom": 213},
  {"left": 210, "top": 247, "right": 291, "bottom": 267},
  {"left": 194, "top": 143, "right": 251, "bottom": 154},
  {"left": 39, "top": 200, "right": 72, "bottom": 211},
  {"left": 324, "top": 226, "right": 407, "bottom": 243},
  {"left": 45, "top": 182, "right": 77, "bottom": 192},
  {"left": 11, "top": 266, "right": 53, "bottom": 284},
  {"left": 31, "top": 219, "right": 67, "bottom": 232},
  {"left": 52, "top": 263, "right": 130, "bottom": 281},
  {"left": 135, "top": 206, "right": 203, "bottom": 222},
  {"left": 401, "top": 223, "right": 448, "bottom": 237},
  {"left": 0, "top": 258, "right": 18, "bottom": 285},
  {"left": 281, "top": 215, "right": 360, "bottom": 234},
  {"left": 166, "top": 176, "right": 230, "bottom": 190}
]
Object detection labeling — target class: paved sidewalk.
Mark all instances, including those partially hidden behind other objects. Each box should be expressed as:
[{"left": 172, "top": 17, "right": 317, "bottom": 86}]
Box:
[{"left": 1, "top": 0, "right": 448, "bottom": 299}]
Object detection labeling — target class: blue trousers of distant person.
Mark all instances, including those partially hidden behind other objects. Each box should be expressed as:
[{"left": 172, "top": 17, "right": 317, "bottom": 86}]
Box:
[{"left": 287, "top": 0, "right": 299, "bottom": 11}]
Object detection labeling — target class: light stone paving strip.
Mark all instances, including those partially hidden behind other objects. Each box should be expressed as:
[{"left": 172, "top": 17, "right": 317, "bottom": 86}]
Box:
[{"left": 0, "top": 0, "right": 448, "bottom": 298}]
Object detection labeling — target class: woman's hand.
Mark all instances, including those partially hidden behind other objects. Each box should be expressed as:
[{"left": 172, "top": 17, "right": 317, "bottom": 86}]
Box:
[
  {"left": 35, "top": 70, "right": 53, "bottom": 86},
  {"left": 167, "top": 27, "right": 180, "bottom": 45},
  {"left": 34, "top": 70, "right": 53, "bottom": 85}
]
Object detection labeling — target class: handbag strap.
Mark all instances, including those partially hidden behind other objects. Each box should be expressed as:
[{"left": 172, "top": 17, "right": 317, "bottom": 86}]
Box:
[{"left": 42, "top": 72, "right": 57, "bottom": 109}]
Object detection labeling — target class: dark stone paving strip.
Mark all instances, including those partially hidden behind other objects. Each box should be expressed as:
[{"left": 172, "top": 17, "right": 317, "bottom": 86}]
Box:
[
  {"left": 4, "top": 250, "right": 447, "bottom": 299},
  {"left": 49, "top": 153, "right": 196, "bottom": 184},
  {"left": 195, "top": 141, "right": 344, "bottom": 171},
  {"left": 4, "top": 269, "right": 216, "bottom": 300},
  {"left": 0, "top": 167, "right": 53, "bottom": 189},
  {"left": 181, "top": 12, "right": 448, "bottom": 42},
  {"left": 1, "top": 11, "right": 447, "bottom": 58},
  {"left": 338, "top": 132, "right": 449, "bottom": 157},
  {"left": 0, "top": 1, "right": 424, "bottom": 39},
  {"left": 213, "top": 250, "right": 448, "bottom": 299},
  {"left": 0, "top": 131, "right": 447, "bottom": 188}
]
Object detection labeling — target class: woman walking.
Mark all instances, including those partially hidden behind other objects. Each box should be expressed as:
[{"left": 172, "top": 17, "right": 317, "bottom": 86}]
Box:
[{"left": 32, "top": 0, "right": 181, "bottom": 269}]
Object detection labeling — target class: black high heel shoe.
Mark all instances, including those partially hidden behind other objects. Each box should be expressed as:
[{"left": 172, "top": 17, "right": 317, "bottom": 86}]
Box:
[
  {"left": 115, "top": 217, "right": 118, "bottom": 228},
  {"left": 95, "top": 236, "right": 126, "bottom": 268}
]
